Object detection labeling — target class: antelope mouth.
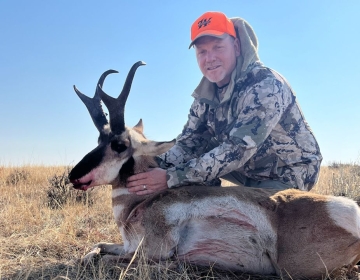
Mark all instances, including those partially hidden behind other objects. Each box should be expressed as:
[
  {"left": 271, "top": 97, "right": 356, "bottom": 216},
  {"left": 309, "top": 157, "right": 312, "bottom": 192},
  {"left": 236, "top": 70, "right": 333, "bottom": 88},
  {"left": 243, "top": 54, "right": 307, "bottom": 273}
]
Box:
[{"left": 71, "top": 180, "right": 92, "bottom": 191}]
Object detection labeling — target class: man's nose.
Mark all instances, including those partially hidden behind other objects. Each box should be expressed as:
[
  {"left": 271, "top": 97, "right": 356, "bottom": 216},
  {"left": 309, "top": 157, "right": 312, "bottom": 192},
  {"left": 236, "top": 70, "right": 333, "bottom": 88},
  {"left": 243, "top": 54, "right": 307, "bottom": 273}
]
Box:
[{"left": 205, "top": 51, "right": 216, "bottom": 62}]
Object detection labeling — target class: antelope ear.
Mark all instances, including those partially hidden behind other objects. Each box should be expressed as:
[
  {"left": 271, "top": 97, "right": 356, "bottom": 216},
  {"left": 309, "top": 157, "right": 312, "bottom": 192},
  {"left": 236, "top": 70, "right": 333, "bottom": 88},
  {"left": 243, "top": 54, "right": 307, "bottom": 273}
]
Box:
[
  {"left": 148, "top": 139, "right": 176, "bottom": 156},
  {"left": 133, "top": 139, "right": 176, "bottom": 157},
  {"left": 154, "top": 139, "right": 176, "bottom": 155},
  {"left": 133, "top": 119, "right": 143, "bottom": 134}
]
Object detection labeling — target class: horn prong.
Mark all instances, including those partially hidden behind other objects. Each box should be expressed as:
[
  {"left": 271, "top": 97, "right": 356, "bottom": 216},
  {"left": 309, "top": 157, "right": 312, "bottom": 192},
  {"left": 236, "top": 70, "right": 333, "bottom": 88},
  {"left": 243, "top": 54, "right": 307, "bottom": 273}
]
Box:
[
  {"left": 99, "top": 61, "right": 146, "bottom": 134},
  {"left": 73, "top": 70, "right": 118, "bottom": 134},
  {"left": 96, "top": 70, "right": 119, "bottom": 92},
  {"left": 118, "top": 61, "right": 146, "bottom": 100}
]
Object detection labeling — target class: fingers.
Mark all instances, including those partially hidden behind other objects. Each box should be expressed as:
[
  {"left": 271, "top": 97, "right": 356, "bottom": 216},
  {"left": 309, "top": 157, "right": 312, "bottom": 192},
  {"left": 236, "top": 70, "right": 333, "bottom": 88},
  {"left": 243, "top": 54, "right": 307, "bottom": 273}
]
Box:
[
  {"left": 127, "top": 181, "right": 167, "bottom": 195},
  {"left": 127, "top": 183, "right": 149, "bottom": 194},
  {"left": 126, "top": 171, "right": 150, "bottom": 190},
  {"left": 128, "top": 185, "right": 154, "bottom": 196},
  {"left": 134, "top": 189, "right": 153, "bottom": 195},
  {"left": 127, "top": 172, "right": 148, "bottom": 183},
  {"left": 126, "top": 168, "right": 168, "bottom": 196},
  {"left": 127, "top": 179, "right": 149, "bottom": 188}
]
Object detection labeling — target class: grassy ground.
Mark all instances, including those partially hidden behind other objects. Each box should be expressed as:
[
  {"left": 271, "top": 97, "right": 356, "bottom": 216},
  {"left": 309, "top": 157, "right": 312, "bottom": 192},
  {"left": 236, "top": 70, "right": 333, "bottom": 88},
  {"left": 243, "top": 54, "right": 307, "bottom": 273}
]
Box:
[{"left": 1, "top": 164, "right": 360, "bottom": 280}]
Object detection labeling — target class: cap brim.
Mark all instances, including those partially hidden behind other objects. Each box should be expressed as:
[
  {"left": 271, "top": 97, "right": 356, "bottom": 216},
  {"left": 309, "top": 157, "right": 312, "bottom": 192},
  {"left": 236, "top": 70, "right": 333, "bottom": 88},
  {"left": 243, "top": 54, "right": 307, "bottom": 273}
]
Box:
[{"left": 188, "top": 32, "right": 228, "bottom": 49}]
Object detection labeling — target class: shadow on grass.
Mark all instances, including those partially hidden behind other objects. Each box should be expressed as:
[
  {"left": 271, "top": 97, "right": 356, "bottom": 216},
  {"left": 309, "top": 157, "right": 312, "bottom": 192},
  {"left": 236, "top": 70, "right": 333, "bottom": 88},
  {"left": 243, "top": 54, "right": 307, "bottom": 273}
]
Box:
[
  {"left": 5, "top": 261, "right": 121, "bottom": 280},
  {"left": 4, "top": 259, "right": 284, "bottom": 280}
]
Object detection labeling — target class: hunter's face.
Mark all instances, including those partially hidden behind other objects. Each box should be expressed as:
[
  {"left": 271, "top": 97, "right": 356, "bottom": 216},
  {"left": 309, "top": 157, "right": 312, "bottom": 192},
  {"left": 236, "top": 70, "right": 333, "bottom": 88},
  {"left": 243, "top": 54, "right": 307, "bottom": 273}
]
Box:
[{"left": 195, "top": 35, "right": 240, "bottom": 87}]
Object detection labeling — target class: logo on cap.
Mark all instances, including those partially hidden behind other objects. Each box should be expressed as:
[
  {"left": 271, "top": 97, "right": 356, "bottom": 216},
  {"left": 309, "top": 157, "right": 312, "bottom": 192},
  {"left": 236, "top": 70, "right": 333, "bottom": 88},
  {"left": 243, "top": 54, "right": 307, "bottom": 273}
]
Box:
[
  {"left": 189, "top": 12, "right": 236, "bottom": 49},
  {"left": 198, "top": 18, "right": 212, "bottom": 29}
]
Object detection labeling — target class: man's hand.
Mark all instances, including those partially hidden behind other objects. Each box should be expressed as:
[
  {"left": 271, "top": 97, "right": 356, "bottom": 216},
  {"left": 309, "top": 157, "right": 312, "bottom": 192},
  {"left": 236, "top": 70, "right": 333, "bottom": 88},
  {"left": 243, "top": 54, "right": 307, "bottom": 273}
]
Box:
[{"left": 126, "top": 168, "right": 168, "bottom": 195}]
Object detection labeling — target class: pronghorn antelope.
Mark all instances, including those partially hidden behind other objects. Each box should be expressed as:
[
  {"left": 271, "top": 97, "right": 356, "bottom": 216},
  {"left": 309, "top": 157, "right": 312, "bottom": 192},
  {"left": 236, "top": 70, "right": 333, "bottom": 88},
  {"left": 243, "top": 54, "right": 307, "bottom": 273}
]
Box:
[{"left": 69, "top": 61, "right": 360, "bottom": 279}]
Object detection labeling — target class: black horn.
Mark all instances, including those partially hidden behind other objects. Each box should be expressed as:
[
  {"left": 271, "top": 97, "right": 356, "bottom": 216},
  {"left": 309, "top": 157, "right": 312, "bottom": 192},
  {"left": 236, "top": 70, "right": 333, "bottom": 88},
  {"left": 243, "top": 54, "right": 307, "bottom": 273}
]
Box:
[
  {"left": 98, "top": 61, "right": 146, "bottom": 134},
  {"left": 73, "top": 70, "right": 118, "bottom": 134}
]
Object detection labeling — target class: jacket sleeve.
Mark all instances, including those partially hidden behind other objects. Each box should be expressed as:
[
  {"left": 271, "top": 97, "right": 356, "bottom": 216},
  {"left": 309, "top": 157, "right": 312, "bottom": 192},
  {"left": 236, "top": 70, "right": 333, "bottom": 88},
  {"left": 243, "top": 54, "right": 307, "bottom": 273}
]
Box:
[
  {"left": 166, "top": 73, "right": 294, "bottom": 188},
  {"left": 157, "top": 98, "right": 214, "bottom": 168}
]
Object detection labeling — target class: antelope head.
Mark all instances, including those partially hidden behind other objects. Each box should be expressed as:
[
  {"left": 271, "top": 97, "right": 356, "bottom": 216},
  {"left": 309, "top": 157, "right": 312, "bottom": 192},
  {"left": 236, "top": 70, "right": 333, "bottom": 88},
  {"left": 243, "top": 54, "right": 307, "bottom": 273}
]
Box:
[{"left": 69, "top": 61, "right": 175, "bottom": 191}]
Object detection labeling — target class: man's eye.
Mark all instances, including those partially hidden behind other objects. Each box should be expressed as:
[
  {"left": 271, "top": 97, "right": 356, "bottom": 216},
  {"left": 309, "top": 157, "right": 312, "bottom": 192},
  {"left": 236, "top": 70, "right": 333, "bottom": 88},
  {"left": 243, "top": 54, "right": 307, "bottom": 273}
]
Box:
[{"left": 111, "top": 141, "right": 127, "bottom": 153}]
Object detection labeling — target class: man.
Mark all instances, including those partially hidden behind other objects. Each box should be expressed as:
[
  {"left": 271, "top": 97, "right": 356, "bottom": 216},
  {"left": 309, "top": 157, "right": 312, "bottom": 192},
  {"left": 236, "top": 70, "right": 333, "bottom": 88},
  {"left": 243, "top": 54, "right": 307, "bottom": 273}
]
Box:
[{"left": 127, "top": 11, "right": 322, "bottom": 195}]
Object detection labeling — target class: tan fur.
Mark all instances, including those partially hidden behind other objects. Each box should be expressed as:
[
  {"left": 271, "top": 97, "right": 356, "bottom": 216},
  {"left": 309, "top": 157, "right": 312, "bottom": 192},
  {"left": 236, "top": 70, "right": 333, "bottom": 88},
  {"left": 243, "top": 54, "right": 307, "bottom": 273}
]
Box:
[{"left": 272, "top": 190, "right": 360, "bottom": 278}]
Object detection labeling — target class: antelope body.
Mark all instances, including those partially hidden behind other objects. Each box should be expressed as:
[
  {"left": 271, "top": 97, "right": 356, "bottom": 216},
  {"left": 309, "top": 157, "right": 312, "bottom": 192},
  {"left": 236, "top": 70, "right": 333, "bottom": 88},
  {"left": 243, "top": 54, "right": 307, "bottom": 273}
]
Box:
[{"left": 69, "top": 61, "right": 360, "bottom": 279}]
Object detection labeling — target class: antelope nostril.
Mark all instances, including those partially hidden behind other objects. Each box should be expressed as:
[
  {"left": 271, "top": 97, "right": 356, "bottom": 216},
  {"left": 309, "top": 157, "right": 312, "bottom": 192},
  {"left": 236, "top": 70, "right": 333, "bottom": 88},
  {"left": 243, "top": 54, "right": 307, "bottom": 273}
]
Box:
[{"left": 70, "top": 179, "right": 79, "bottom": 184}]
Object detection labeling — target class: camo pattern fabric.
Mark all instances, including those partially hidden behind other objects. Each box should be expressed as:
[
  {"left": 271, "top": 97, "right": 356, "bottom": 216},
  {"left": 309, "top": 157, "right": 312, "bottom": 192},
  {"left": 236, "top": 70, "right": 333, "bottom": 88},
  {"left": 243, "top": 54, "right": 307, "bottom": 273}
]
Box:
[{"left": 159, "top": 62, "right": 322, "bottom": 191}]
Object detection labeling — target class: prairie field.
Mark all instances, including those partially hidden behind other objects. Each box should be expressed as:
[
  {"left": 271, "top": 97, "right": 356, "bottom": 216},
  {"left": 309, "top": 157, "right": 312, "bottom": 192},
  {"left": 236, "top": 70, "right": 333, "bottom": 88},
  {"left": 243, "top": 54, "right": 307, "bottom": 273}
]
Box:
[{"left": 1, "top": 164, "right": 360, "bottom": 280}]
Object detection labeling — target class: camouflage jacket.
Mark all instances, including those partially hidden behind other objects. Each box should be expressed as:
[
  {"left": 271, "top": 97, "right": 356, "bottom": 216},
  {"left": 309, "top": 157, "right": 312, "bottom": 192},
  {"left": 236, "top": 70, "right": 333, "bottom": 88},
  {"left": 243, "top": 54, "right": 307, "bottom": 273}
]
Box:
[{"left": 159, "top": 62, "right": 322, "bottom": 191}]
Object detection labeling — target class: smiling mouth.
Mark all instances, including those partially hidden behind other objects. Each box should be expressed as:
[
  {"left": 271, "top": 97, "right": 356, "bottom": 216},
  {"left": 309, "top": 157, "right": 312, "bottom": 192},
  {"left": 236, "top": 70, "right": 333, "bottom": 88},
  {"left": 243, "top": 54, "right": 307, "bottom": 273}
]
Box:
[
  {"left": 72, "top": 180, "right": 92, "bottom": 191},
  {"left": 207, "top": 65, "right": 221, "bottom": 71}
]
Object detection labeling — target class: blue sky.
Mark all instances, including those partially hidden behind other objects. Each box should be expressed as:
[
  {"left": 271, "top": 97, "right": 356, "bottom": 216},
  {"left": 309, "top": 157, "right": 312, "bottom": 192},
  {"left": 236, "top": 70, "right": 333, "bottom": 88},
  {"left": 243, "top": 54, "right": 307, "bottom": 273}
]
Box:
[{"left": 0, "top": 1, "right": 359, "bottom": 166}]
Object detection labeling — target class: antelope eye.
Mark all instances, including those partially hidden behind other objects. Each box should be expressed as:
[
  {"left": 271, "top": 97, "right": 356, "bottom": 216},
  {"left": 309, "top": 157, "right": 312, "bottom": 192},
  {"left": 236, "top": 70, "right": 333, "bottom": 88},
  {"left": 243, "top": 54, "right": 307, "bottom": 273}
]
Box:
[{"left": 111, "top": 141, "right": 127, "bottom": 153}]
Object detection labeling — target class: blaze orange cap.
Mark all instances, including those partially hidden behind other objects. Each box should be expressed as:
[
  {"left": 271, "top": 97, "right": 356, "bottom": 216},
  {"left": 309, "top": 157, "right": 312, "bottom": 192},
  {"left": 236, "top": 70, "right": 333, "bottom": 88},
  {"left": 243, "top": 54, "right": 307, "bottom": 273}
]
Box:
[{"left": 189, "top": 11, "right": 236, "bottom": 48}]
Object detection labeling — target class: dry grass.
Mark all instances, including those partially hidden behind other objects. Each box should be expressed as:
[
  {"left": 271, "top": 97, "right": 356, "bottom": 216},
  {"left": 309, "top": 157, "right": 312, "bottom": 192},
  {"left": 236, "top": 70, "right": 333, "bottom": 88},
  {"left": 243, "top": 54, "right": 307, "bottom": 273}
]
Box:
[
  {"left": 1, "top": 164, "right": 360, "bottom": 280},
  {"left": 314, "top": 164, "right": 360, "bottom": 199}
]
